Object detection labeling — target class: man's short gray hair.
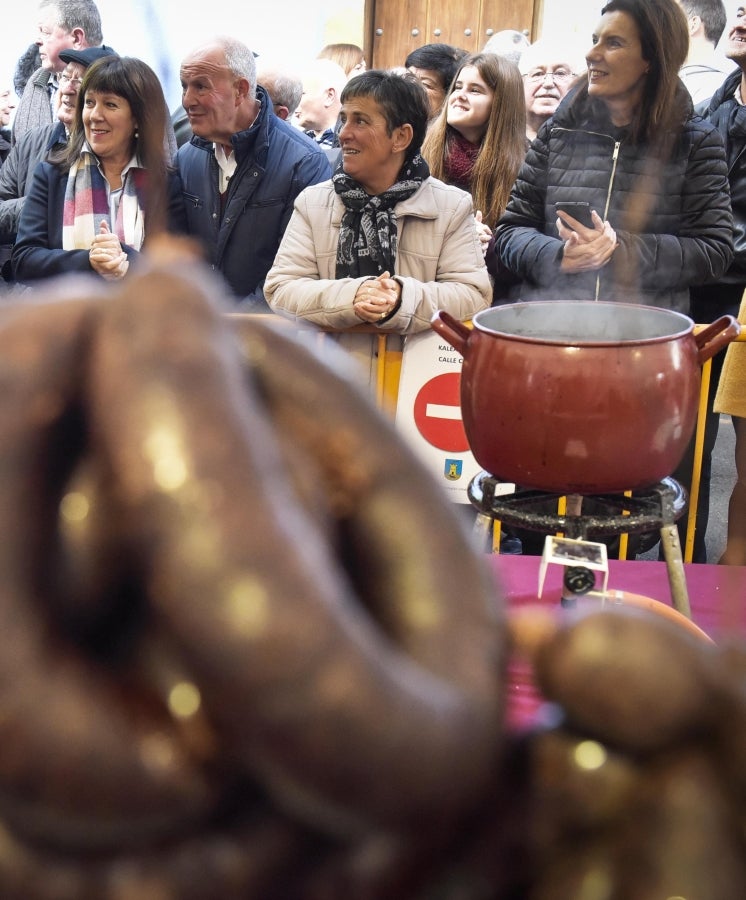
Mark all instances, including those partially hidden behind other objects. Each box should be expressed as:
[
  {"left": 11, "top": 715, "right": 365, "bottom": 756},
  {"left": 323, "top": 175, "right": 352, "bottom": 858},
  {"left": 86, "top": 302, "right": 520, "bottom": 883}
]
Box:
[
  {"left": 257, "top": 67, "right": 303, "bottom": 116},
  {"left": 40, "top": 0, "right": 103, "bottom": 46},
  {"left": 218, "top": 36, "right": 257, "bottom": 100}
]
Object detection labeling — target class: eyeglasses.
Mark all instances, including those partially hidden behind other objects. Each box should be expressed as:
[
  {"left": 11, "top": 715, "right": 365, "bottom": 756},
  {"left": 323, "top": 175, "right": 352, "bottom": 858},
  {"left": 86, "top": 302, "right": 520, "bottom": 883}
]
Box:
[
  {"left": 523, "top": 68, "right": 575, "bottom": 84},
  {"left": 59, "top": 72, "right": 83, "bottom": 88}
]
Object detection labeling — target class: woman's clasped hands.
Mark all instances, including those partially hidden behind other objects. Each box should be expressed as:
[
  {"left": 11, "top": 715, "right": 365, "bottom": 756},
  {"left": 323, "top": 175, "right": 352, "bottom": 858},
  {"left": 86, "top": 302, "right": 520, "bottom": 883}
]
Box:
[
  {"left": 474, "top": 210, "right": 492, "bottom": 258},
  {"left": 353, "top": 271, "right": 401, "bottom": 323},
  {"left": 89, "top": 220, "right": 129, "bottom": 280},
  {"left": 557, "top": 208, "right": 617, "bottom": 273}
]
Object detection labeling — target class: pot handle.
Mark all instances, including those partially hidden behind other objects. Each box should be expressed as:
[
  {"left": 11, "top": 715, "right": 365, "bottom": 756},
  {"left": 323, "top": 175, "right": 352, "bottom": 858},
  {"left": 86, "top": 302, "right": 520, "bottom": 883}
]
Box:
[
  {"left": 694, "top": 315, "right": 741, "bottom": 364},
  {"left": 430, "top": 310, "right": 472, "bottom": 356}
]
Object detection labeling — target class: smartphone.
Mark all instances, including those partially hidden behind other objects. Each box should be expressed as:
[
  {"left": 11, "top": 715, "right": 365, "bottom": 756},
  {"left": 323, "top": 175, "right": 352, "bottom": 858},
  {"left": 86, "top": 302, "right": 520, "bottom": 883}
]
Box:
[{"left": 555, "top": 201, "right": 595, "bottom": 229}]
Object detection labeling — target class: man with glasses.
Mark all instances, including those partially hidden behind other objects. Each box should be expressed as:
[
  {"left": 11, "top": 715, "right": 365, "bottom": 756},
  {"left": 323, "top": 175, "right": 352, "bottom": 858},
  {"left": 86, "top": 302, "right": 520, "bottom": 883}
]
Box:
[
  {"left": 0, "top": 46, "right": 116, "bottom": 283},
  {"left": 518, "top": 39, "right": 586, "bottom": 142}
]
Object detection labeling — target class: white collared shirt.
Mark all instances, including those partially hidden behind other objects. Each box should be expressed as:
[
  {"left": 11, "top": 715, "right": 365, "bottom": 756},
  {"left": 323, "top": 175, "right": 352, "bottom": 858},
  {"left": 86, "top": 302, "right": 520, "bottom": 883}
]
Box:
[
  {"left": 214, "top": 142, "right": 237, "bottom": 193},
  {"left": 48, "top": 73, "right": 59, "bottom": 116}
]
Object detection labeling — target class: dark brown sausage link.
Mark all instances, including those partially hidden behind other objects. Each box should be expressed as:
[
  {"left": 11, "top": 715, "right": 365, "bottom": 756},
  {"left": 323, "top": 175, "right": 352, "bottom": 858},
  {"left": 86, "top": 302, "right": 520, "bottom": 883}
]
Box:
[
  {"left": 236, "top": 317, "right": 508, "bottom": 824},
  {"left": 0, "top": 805, "right": 315, "bottom": 900},
  {"left": 88, "top": 259, "right": 505, "bottom": 836},
  {"left": 526, "top": 742, "right": 744, "bottom": 900},
  {"left": 235, "top": 319, "right": 506, "bottom": 697},
  {"left": 500, "top": 607, "right": 746, "bottom": 898},
  {"left": 532, "top": 607, "right": 722, "bottom": 753},
  {"left": 0, "top": 290, "right": 214, "bottom": 851}
]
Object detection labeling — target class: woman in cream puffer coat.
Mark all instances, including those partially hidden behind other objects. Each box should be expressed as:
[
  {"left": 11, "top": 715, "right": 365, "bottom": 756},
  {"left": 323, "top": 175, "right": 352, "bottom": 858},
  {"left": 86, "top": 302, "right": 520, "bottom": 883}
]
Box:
[
  {"left": 264, "top": 175, "right": 491, "bottom": 384},
  {"left": 264, "top": 70, "right": 491, "bottom": 388}
]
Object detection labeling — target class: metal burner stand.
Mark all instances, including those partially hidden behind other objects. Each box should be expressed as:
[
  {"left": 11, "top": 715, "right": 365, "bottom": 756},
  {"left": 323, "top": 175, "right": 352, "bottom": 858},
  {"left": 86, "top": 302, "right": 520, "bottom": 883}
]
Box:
[{"left": 468, "top": 473, "right": 691, "bottom": 618}]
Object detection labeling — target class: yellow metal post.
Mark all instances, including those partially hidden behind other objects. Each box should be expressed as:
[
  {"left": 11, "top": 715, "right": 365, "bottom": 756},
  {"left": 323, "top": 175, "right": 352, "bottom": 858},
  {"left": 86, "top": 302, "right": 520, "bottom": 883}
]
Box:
[{"left": 684, "top": 356, "right": 712, "bottom": 563}]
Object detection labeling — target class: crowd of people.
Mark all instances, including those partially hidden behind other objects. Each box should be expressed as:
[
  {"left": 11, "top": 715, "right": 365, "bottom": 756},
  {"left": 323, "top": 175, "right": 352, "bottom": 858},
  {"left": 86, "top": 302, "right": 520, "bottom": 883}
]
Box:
[{"left": 1, "top": 0, "right": 745, "bottom": 566}]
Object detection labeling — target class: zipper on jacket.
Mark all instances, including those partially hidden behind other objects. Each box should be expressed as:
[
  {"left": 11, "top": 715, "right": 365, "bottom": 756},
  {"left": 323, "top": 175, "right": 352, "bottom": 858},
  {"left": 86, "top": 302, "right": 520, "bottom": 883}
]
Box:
[
  {"left": 595, "top": 140, "right": 621, "bottom": 301},
  {"left": 729, "top": 141, "right": 746, "bottom": 177}
]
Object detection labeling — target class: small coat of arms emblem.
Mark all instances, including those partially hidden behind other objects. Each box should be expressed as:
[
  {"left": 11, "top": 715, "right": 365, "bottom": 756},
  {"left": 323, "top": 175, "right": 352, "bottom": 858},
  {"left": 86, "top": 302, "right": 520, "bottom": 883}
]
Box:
[{"left": 444, "top": 459, "right": 463, "bottom": 480}]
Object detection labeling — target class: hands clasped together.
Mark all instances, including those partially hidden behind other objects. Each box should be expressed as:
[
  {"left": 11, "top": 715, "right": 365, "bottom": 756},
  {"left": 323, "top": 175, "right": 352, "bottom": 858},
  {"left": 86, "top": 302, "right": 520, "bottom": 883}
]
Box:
[
  {"left": 353, "top": 270, "right": 401, "bottom": 323},
  {"left": 88, "top": 220, "right": 129, "bottom": 280},
  {"left": 557, "top": 208, "right": 618, "bottom": 273},
  {"left": 474, "top": 209, "right": 492, "bottom": 258}
]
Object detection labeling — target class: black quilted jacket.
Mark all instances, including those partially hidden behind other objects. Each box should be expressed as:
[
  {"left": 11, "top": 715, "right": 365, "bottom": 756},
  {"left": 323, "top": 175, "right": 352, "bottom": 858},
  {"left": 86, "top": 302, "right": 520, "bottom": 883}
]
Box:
[
  {"left": 702, "top": 68, "right": 746, "bottom": 283},
  {"left": 493, "top": 84, "right": 734, "bottom": 312}
]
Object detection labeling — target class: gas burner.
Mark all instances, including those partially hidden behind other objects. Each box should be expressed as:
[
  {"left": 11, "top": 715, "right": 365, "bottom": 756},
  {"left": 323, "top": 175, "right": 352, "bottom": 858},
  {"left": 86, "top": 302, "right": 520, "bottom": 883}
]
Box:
[
  {"left": 469, "top": 472, "right": 691, "bottom": 618},
  {"left": 468, "top": 473, "right": 687, "bottom": 540}
]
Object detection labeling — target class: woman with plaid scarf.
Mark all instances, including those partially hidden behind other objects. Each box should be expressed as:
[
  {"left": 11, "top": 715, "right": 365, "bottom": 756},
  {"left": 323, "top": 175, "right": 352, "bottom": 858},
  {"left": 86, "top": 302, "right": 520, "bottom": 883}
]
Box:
[{"left": 12, "top": 55, "right": 185, "bottom": 285}]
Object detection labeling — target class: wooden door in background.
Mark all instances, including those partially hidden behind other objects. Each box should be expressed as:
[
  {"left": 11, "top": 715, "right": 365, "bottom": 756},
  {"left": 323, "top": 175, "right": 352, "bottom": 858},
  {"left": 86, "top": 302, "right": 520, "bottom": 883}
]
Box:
[
  {"left": 367, "top": 0, "right": 538, "bottom": 71},
  {"left": 480, "top": 0, "right": 537, "bottom": 43}
]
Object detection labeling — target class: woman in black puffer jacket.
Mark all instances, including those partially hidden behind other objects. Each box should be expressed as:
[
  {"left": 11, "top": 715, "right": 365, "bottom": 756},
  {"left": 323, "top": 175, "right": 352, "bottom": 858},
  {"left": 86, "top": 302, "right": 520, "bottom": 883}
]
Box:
[{"left": 493, "top": 0, "right": 734, "bottom": 313}]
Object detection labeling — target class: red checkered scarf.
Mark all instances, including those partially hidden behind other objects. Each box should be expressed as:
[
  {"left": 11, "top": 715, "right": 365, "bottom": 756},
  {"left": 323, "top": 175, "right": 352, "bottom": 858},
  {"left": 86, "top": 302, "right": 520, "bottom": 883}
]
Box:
[{"left": 62, "top": 149, "right": 147, "bottom": 251}]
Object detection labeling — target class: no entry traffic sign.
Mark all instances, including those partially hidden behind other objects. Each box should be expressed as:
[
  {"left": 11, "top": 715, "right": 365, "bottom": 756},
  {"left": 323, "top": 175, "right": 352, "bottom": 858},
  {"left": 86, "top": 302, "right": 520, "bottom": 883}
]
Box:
[{"left": 412, "top": 372, "right": 470, "bottom": 452}]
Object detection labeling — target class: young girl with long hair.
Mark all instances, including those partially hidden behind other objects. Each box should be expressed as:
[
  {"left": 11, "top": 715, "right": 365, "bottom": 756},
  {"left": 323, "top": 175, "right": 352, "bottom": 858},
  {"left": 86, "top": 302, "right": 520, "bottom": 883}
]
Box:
[{"left": 422, "top": 52, "right": 526, "bottom": 230}]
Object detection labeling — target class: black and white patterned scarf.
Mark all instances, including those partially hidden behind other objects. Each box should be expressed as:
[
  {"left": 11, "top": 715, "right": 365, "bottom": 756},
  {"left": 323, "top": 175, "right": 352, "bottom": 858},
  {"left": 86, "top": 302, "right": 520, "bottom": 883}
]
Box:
[{"left": 333, "top": 153, "right": 430, "bottom": 278}]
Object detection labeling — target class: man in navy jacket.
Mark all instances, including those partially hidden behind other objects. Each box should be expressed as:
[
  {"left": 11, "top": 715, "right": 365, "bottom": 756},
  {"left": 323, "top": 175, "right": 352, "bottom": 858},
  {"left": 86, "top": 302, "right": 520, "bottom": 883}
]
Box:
[{"left": 177, "top": 36, "right": 330, "bottom": 310}]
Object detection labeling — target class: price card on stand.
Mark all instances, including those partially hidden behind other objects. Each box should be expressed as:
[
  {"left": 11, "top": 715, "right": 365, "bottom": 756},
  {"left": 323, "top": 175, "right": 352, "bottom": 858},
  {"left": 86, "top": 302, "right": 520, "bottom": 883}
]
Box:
[
  {"left": 395, "top": 330, "right": 510, "bottom": 503},
  {"left": 538, "top": 536, "right": 609, "bottom": 599}
]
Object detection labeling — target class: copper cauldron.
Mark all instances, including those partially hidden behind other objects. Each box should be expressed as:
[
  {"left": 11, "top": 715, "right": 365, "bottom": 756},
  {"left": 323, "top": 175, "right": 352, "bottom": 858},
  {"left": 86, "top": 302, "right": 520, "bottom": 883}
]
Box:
[{"left": 431, "top": 301, "right": 739, "bottom": 494}]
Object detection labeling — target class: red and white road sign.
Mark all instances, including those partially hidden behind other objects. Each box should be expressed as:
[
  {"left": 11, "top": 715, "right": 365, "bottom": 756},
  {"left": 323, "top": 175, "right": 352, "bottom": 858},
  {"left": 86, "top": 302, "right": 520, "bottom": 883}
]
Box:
[
  {"left": 412, "top": 372, "right": 470, "bottom": 452},
  {"left": 395, "top": 330, "right": 480, "bottom": 502}
]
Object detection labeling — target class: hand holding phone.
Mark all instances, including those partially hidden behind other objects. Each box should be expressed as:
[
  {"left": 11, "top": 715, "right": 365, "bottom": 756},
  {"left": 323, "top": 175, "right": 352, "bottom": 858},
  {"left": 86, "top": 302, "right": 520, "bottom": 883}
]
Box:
[{"left": 555, "top": 201, "right": 595, "bottom": 230}]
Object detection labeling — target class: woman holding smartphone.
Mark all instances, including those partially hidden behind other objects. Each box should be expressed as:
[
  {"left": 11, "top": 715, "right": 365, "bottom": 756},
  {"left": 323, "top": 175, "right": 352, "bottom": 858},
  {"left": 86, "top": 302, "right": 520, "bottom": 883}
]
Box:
[{"left": 493, "top": 0, "right": 733, "bottom": 310}]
